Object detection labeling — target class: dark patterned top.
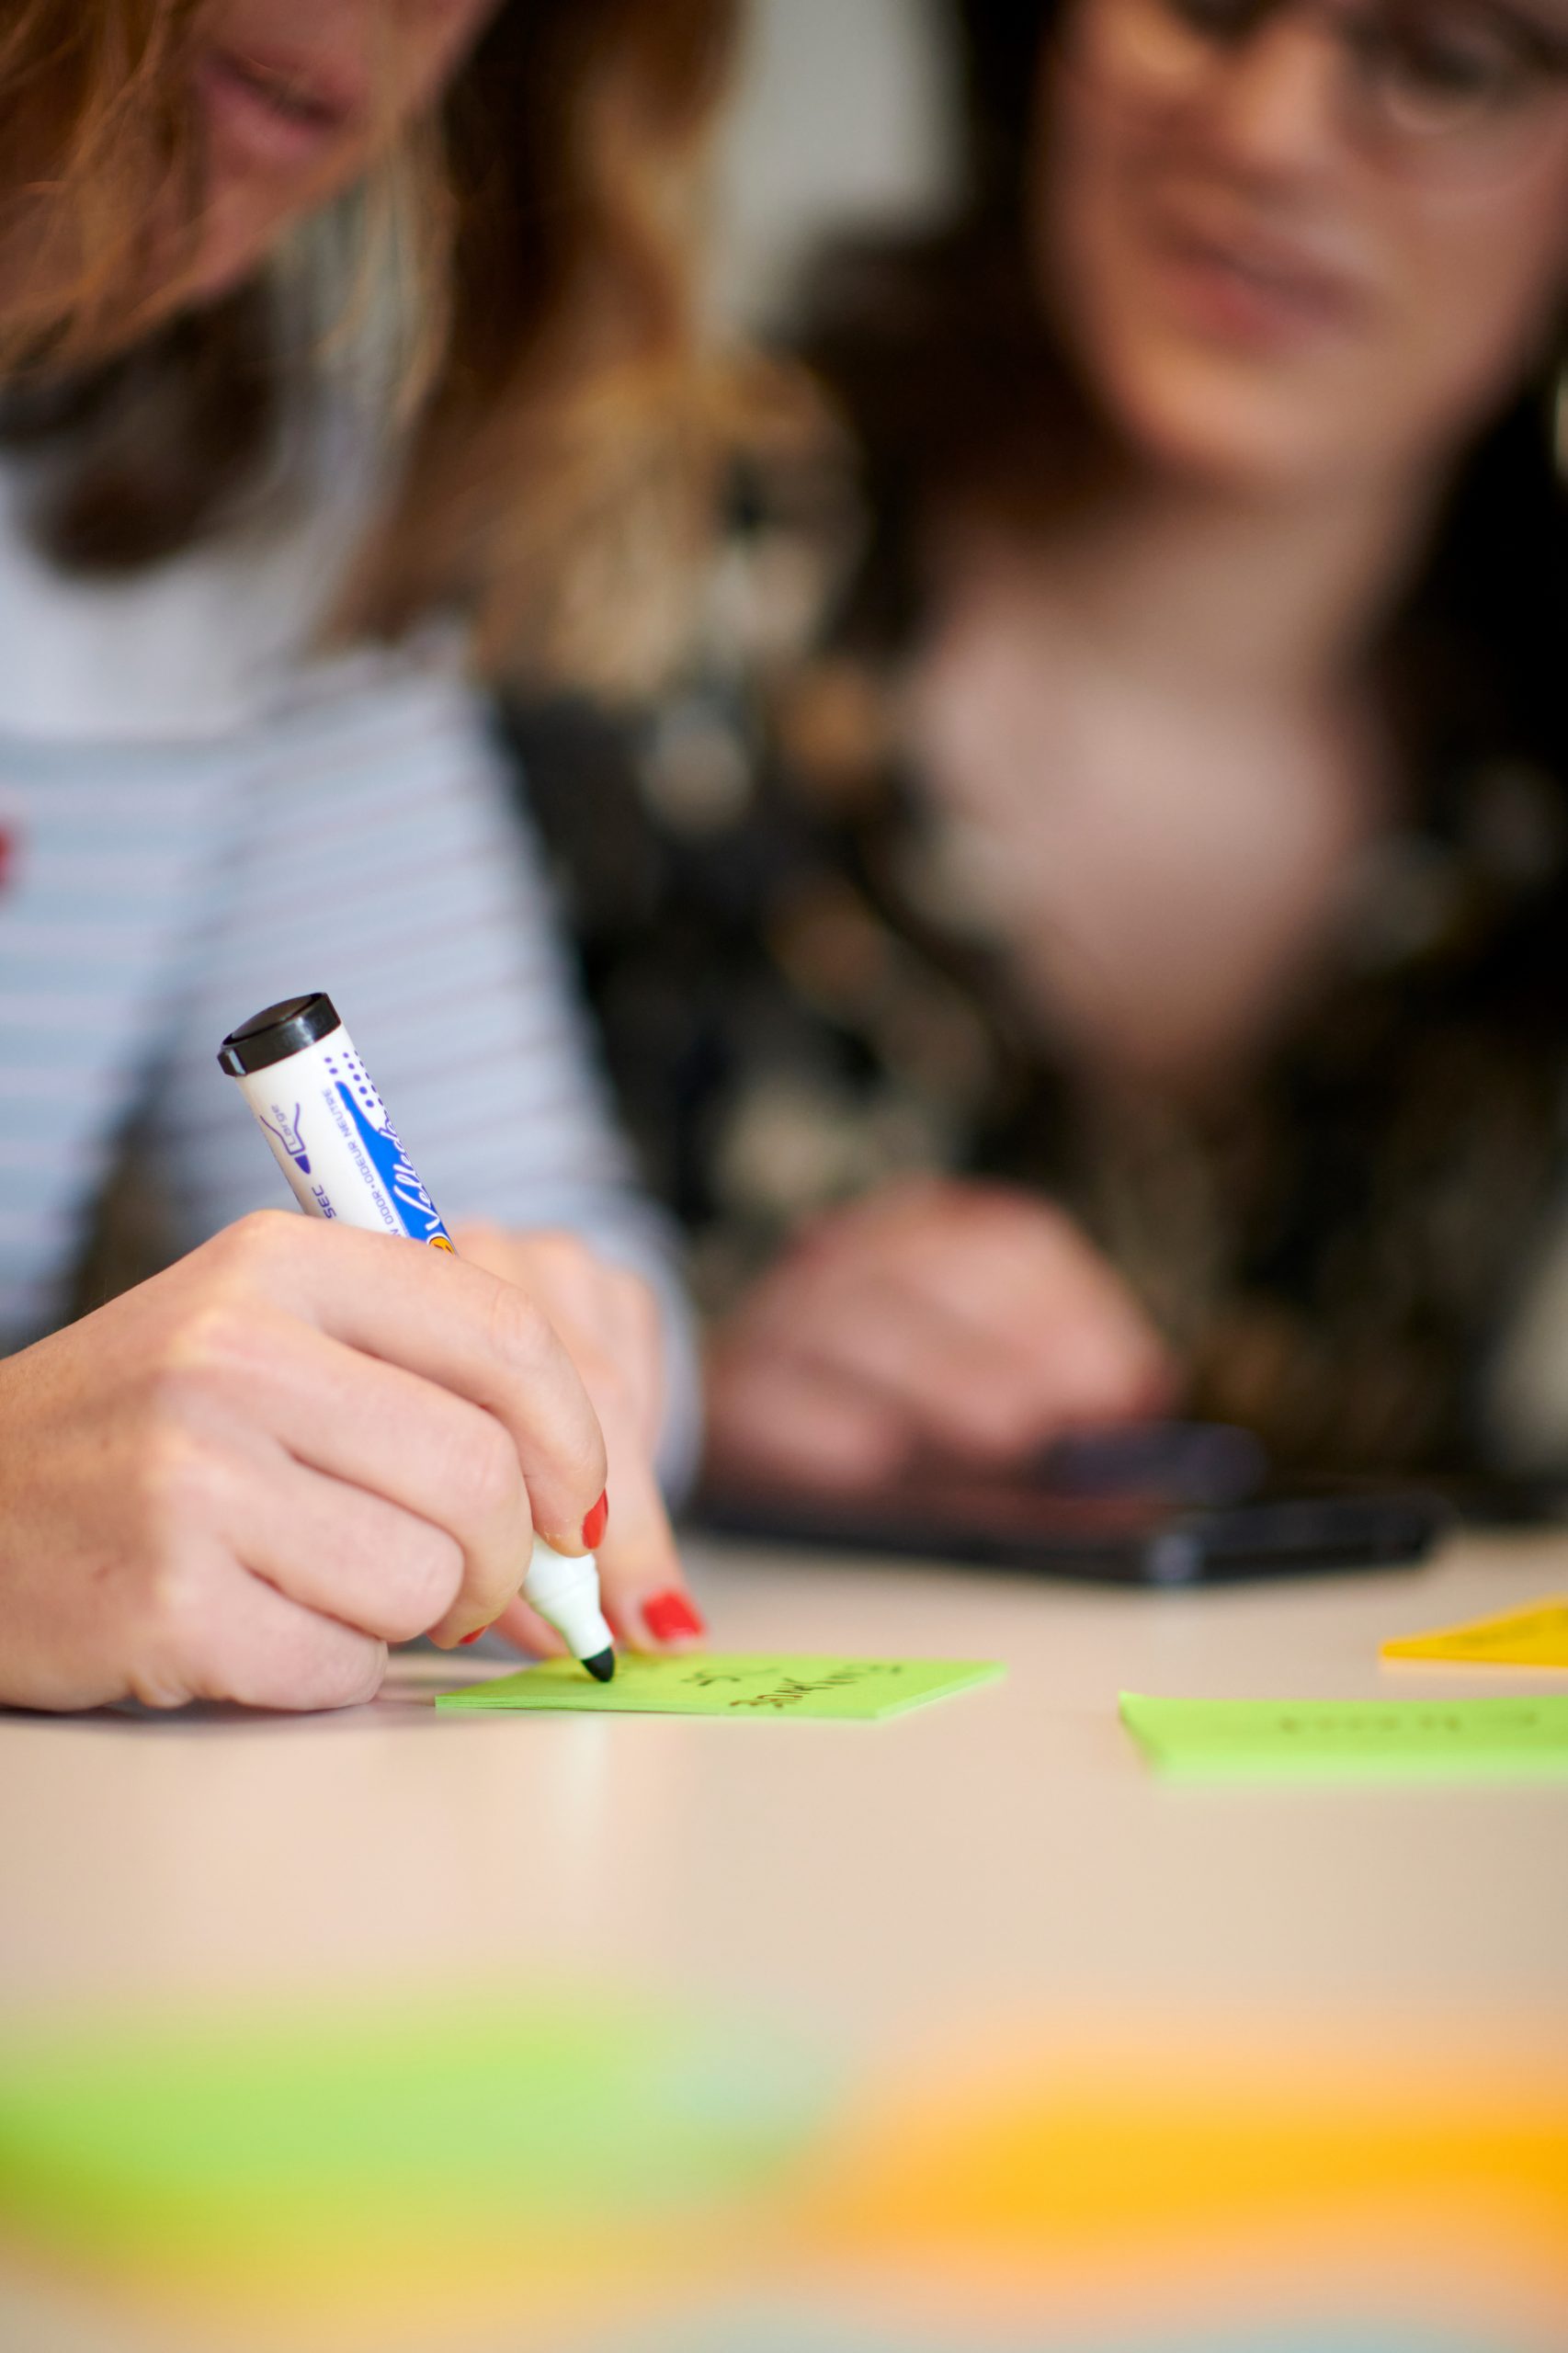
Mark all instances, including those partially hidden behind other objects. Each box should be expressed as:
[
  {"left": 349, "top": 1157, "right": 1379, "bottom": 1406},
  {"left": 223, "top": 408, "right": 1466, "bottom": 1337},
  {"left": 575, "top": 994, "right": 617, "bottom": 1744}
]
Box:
[{"left": 514, "top": 454, "right": 1568, "bottom": 1480}]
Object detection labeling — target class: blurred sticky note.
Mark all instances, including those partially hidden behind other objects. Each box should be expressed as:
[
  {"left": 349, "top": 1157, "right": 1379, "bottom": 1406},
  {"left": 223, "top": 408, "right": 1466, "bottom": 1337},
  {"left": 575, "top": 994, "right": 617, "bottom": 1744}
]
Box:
[
  {"left": 437, "top": 1653, "right": 1003, "bottom": 1721},
  {"left": 0, "top": 1993, "right": 822, "bottom": 2330},
  {"left": 1381, "top": 1595, "right": 1568, "bottom": 1669},
  {"left": 1119, "top": 1689, "right": 1568, "bottom": 1781}
]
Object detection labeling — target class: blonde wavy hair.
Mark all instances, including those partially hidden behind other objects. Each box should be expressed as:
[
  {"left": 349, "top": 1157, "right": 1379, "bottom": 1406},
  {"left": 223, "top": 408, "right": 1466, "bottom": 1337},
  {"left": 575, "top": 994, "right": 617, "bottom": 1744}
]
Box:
[{"left": 0, "top": 0, "right": 743, "bottom": 692}]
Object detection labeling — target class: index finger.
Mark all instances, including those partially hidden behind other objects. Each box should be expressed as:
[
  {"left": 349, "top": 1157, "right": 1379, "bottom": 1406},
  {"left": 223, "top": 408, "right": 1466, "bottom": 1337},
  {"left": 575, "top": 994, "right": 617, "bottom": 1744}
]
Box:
[{"left": 241, "top": 1214, "right": 608, "bottom": 1558}]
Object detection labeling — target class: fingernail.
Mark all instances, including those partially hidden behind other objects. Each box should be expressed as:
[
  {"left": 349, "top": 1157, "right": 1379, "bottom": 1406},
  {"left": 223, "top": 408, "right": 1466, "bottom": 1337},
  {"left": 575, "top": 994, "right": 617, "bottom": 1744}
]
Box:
[
  {"left": 459, "top": 1628, "right": 489, "bottom": 1647},
  {"left": 582, "top": 1489, "right": 609, "bottom": 1551},
  {"left": 641, "top": 1589, "right": 706, "bottom": 1645}
]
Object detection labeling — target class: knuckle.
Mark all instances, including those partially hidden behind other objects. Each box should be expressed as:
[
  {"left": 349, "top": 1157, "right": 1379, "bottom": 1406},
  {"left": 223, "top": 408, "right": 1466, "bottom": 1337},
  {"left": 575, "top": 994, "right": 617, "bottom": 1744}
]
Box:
[
  {"left": 577, "top": 1421, "right": 611, "bottom": 1497},
  {"left": 141, "top": 1535, "right": 214, "bottom": 1655},
  {"left": 153, "top": 1298, "right": 254, "bottom": 1398},
  {"left": 581, "top": 1370, "right": 638, "bottom": 1445},
  {"left": 208, "top": 1209, "right": 300, "bottom": 1287},
  {"left": 522, "top": 1412, "right": 600, "bottom": 1524},
  {"left": 324, "top": 1643, "right": 390, "bottom": 1711},
  {"left": 232, "top": 1625, "right": 385, "bottom": 1715},
  {"left": 381, "top": 1529, "right": 464, "bottom": 1642},
  {"left": 484, "top": 1277, "right": 555, "bottom": 1381},
  {"left": 137, "top": 1425, "right": 224, "bottom": 1540},
  {"left": 445, "top": 1413, "right": 523, "bottom": 1531}
]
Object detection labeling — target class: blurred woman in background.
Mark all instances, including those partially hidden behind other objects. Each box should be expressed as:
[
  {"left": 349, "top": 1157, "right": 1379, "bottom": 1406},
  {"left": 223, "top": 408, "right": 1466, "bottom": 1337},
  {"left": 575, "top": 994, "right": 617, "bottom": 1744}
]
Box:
[
  {"left": 0, "top": 0, "right": 733, "bottom": 1709},
  {"left": 530, "top": 0, "right": 1568, "bottom": 1495}
]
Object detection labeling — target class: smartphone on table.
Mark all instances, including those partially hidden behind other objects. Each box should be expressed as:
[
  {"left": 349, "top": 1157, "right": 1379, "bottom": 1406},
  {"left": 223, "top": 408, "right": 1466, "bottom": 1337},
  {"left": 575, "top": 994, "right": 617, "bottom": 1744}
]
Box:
[{"left": 696, "top": 1423, "right": 1451, "bottom": 1586}]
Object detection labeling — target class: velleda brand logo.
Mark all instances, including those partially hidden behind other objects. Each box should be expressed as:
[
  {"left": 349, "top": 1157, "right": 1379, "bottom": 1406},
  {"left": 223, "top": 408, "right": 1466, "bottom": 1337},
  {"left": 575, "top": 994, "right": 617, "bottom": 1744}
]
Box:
[
  {"left": 259, "top": 1102, "right": 310, "bottom": 1175},
  {"left": 335, "top": 1085, "right": 451, "bottom": 1245}
]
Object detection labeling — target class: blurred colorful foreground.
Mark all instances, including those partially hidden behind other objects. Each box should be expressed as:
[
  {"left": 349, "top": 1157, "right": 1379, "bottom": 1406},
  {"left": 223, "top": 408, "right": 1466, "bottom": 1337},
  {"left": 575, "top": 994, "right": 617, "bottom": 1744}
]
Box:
[{"left": 1, "top": 1990, "right": 1563, "bottom": 2352}]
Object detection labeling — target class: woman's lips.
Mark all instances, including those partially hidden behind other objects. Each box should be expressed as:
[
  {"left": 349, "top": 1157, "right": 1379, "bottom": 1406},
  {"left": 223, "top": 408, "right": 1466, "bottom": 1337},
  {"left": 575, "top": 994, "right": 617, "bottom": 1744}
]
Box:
[
  {"left": 1144, "top": 215, "right": 1369, "bottom": 353},
  {"left": 199, "top": 47, "right": 365, "bottom": 174}
]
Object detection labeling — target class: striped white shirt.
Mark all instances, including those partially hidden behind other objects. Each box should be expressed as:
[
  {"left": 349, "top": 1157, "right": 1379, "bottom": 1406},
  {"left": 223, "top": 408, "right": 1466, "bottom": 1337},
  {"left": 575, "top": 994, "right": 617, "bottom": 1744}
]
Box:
[{"left": 0, "top": 468, "right": 699, "bottom": 1484}]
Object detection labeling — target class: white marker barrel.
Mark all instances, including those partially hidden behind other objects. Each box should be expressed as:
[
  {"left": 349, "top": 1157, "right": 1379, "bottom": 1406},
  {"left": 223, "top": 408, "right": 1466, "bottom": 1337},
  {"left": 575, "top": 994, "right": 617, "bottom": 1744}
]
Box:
[
  {"left": 218, "top": 993, "right": 454, "bottom": 1248},
  {"left": 219, "top": 993, "right": 615, "bottom": 1679}
]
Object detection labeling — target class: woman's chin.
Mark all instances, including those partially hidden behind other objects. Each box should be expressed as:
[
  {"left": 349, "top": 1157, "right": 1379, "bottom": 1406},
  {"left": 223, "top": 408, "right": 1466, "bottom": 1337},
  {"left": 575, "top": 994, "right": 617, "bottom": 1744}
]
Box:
[
  {"left": 1097, "top": 362, "right": 1371, "bottom": 503},
  {"left": 183, "top": 201, "right": 281, "bottom": 303}
]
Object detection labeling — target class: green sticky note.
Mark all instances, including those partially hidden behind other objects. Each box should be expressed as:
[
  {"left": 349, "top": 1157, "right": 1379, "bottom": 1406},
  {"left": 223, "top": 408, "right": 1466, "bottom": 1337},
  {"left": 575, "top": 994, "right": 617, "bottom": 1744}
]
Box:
[
  {"left": 0, "top": 1993, "right": 824, "bottom": 2310},
  {"left": 1119, "top": 1690, "right": 1568, "bottom": 1782},
  {"left": 437, "top": 1653, "right": 1004, "bottom": 1721}
]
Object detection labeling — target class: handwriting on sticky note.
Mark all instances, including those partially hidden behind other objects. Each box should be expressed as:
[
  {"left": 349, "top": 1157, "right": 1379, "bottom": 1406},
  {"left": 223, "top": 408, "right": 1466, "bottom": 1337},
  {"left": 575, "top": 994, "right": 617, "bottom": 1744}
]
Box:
[
  {"left": 437, "top": 1654, "right": 1004, "bottom": 1722},
  {"left": 1119, "top": 1690, "right": 1568, "bottom": 1781},
  {"left": 1381, "top": 1596, "right": 1568, "bottom": 1670}
]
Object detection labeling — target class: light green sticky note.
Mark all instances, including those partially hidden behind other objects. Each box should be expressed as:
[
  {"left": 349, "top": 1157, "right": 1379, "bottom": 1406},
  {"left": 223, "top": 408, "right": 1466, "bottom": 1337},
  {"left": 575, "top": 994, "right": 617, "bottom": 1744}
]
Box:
[
  {"left": 437, "top": 1653, "right": 1004, "bottom": 1721},
  {"left": 0, "top": 1992, "right": 823, "bottom": 2298},
  {"left": 1119, "top": 1690, "right": 1568, "bottom": 1782}
]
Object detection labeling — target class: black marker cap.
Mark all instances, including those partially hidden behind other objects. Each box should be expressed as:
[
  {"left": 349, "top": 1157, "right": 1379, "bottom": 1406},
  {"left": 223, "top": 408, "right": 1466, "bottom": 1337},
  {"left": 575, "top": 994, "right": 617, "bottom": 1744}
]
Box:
[{"left": 218, "top": 994, "right": 341, "bottom": 1078}]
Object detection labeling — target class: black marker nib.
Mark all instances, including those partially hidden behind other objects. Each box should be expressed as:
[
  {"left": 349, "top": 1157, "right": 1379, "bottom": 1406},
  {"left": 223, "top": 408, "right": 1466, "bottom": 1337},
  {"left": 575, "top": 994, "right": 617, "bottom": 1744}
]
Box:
[{"left": 583, "top": 1646, "right": 616, "bottom": 1684}]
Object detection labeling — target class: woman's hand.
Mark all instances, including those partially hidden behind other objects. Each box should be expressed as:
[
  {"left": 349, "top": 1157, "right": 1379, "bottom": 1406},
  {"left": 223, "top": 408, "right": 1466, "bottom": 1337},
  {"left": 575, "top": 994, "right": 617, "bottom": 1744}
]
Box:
[
  {"left": 705, "top": 1178, "right": 1174, "bottom": 1494},
  {"left": 450, "top": 1224, "right": 706, "bottom": 1658},
  {"left": 0, "top": 1212, "right": 610, "bottom": 1713}
]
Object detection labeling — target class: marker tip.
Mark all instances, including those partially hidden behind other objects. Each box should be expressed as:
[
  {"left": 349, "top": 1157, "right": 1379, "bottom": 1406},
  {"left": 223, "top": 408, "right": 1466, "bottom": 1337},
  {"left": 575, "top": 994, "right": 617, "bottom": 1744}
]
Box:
[{"left": 583, "top": 1647, "right": 616, "bottom": 1684}]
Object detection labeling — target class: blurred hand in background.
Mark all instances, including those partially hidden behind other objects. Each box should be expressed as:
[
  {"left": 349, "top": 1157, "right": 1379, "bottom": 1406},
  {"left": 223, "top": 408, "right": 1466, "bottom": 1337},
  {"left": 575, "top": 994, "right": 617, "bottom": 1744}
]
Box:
[{"left": 705, "top": 1178, "right": 1174, "bottom": 1494}]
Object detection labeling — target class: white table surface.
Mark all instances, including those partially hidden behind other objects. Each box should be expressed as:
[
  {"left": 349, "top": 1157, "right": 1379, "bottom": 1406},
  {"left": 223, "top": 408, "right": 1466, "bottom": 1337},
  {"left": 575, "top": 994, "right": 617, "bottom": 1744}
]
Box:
[{"left": 3, "top": 1528, "right": 1565, "bottom": 2043}]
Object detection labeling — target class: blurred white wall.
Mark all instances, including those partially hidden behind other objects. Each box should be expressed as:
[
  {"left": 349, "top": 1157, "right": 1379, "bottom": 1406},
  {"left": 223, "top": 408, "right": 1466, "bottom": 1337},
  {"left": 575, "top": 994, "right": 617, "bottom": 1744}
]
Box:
[{"left": 712, "top": 0, "right": 956, "bottom": 326}]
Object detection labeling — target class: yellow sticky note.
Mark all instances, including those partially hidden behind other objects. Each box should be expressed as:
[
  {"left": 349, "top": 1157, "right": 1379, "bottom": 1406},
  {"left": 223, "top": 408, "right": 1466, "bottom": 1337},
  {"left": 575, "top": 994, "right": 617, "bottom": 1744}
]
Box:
[{"left": 1381, "top": 1594, "right": 1568, "bottom": 1669}]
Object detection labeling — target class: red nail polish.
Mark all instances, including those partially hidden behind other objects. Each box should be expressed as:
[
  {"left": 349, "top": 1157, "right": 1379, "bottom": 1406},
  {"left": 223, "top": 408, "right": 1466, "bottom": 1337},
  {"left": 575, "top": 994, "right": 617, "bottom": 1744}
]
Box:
[
  {"left": 642, "top": 1589, "right": 706, "bottom": 1644},
  {"left": 459, "top": 1629, "right": 486, "bottom": 1647},
  {"left": 582, "top": 1489, "right": 609, "bottom": 1551}
]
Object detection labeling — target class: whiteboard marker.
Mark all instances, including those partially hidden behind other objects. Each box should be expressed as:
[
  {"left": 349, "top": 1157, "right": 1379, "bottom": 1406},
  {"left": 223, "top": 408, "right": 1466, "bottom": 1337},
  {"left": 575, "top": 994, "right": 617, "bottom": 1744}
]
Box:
[{"left": 218, "top": 992, "right": 616, "bottom": 1681}]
